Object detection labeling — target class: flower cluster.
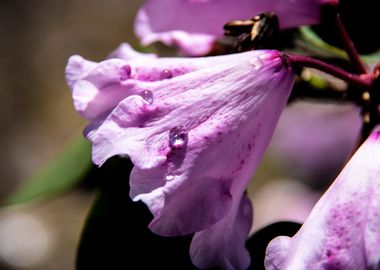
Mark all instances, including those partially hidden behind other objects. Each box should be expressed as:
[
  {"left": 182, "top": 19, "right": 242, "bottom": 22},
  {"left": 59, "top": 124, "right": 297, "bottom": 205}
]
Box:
[{"left": 66, "top": 0, "right": 380, "bottom": 269}]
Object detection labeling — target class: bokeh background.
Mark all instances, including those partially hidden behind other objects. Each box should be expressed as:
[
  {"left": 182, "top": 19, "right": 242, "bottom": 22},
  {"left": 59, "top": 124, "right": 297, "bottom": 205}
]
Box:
[
  {"left": 0, "top": 1, "right": 143, "bottom": 269},
  {"left": 0, "top": 0, "right": 368, "bottom": 269}
]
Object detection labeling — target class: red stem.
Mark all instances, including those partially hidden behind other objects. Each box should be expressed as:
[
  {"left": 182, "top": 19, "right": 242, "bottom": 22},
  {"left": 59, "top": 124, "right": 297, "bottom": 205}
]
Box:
[
  {"left": 285, "top": 54, "right": 373, "bottom": 89},
  {"left": 334, "top": 14, "right": 367, "bottom": 74}
]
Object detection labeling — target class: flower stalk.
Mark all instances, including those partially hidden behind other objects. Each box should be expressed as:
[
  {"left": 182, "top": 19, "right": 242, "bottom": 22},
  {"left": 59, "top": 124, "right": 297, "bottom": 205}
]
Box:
[
  {"left": 285, "top": 54, "right": 373, "bottom": 89},
  {"left": 334, "top": 14, "right": 368, "bottom": 74}
]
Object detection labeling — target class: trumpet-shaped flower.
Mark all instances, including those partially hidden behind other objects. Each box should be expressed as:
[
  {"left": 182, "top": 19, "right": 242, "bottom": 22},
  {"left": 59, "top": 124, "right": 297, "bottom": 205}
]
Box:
[
  {"left": 135, "top": 0, "right": 337, "bottom": 55},
  {"left": 66, "top": 43, "right": 295, "bottom": 269},
  {"left": 265, "top": 127, "right": 380, "bottom": 270}
]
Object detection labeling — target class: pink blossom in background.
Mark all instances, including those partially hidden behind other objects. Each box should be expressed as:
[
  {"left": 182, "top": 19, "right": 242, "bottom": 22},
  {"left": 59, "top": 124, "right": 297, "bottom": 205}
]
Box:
[
  {"left": 265, "top": 127, "right": 380, "bottom": 270},
  {"left": 66, "top": 44, "right": 295, "bottom": 269},
  {"left": 270, "top": 102, "right": 361, "bottom": 183},
  {"left": 135, "top": 0, "right": 337, "bottom": 55}
]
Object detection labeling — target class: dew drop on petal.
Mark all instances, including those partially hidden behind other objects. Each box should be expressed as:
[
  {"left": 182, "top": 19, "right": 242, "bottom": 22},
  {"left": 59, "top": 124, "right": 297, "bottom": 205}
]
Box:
[
  {"left": 165, "top": 174, "right": 175, "bottom": 181},
  {"left": 140, "top": 90, "right": 153, "bottom": 105},
  {"left": 169, "top": 126, "right": 188, "bottom": 148},
  {"left": 161, "top": 69, "right": 173, "bottom": 80},
  {"left": 250, "top": 56, "right": 264, "bottom": 71},
  {"left": 120, "top": 64, "right": 131, "bottom": 81}
]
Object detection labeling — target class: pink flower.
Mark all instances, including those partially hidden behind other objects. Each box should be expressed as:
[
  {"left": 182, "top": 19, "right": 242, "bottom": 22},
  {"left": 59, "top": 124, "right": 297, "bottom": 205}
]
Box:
[
  {"left": 265, "top": 127, "right": 380, "bottom": 270},
  {"left": 271, "top": 102, "right": 361, "bottom": 182},
  {"left": 66, "top": 43, "right": 295, "bottom": 269},
  {"left": 135, "top": 0, "right": 337, "bottom": 56}
]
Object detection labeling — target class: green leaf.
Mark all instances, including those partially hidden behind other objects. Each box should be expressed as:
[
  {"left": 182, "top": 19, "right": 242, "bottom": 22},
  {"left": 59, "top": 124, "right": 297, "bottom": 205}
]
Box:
[
  {"left": 298, "top": 27, "right": 347, "bottom": 59},
  {"left": 299, "top": 27, "right": 380, "bottom": 64},
  {"left": 3, "top": 136, "right": 92, "bottom": 206},
  {"left": 361, "top": 50, "right": 380, "bottom": 64}
]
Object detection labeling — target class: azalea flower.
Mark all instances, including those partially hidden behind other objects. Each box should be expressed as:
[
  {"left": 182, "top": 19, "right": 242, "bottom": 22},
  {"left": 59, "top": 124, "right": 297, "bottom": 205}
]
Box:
[
  {"left": 135, "top": 0, "right": 338, "bottom": 55},
  {"left": 66, "top": 43, "right": 295, "bottom": 269},
  {"left": 265, "top": 127, "right": 380, "bottom": 270}
]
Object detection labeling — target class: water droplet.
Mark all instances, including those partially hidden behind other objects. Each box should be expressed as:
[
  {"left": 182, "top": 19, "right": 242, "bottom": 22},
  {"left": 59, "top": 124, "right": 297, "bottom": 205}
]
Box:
[
  {"left": 120, "top": 65, "right": 132, "bottom": 81},
  {"left": 250, "top": 56, "right": 264, "bottom": 71},
  {"left": 165, "top": 174, "right": 175, "bottom": 181},
  {"left": 161, "top": 69, "right": 173, "bottom": 80},
  {"left": 140, "top": 90, "right": 153, "bottom": 104},
  {"left": 169, "top": 126, "right": 188, "bottom": 148}
]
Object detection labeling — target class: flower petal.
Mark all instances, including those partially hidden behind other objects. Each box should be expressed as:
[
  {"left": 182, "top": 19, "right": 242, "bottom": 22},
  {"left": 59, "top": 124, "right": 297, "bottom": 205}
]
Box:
[
  {"left": 190, "top": 195, "right": 253, "bottom": 270},
  {"left": 67, "top": 45, "right": 245, "bottom": 121},
  {"left": 265, "top": 127, "right": 380, "bottom": 270},
  {"left": 135, "top": 0, "right": 330, "bottom": 55},
  {"left": 65, "top": 55, "right": 96, "bottom": 89},
  {"left": 88, "top": 95, "right": 167, "bottom": 169},
  {"left": 68, "top": 44, "right": 295, "bottom": 269},
  {"left": 107, "top": 42, "right": 158, "bottom": 61},
  {"left": 273, "top": 0, "right": 330, "bottom": 29},
  {"left": 71, "top": 59, "right": 134, "bottom": 120},
  {"left": 131, "top": 166, "right": 233, "bottom": 236},
  {"left": 135, "top": 8, "right": 215, "bottom": 56},
  {"left": 86, "top": 49, "right": 293, "bottom": 173}
]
